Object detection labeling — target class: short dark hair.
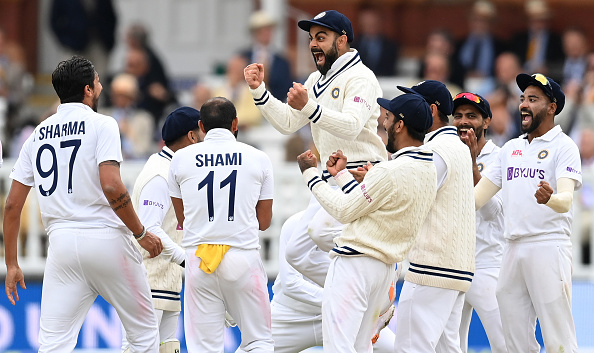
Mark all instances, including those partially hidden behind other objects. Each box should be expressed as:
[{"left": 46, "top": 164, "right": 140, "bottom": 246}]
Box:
[
  {"left": 52, "top": 56, "right": 96, "bottom": 103},
  {"left": 200, "top": 97, "right": 236, "bottom": 132},
  {"left": 396, "top": 116, "right": 426, "bottom": 142},
  {"left": 437, "top": 111, "right": 449, "bottom": 124}
]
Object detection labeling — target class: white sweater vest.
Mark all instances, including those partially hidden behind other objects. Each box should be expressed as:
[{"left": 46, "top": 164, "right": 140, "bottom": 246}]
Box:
[
  {"left": 405, "top": 128, "right": 476, "bottom": 292},
  {"left": 132, "top": 151, "right": 183, "bottom": 311}
]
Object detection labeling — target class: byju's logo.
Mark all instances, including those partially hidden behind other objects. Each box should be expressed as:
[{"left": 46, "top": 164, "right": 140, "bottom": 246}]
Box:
[
  {"left": 507, "top": 167, "right": 545, "bottom": 181},
  {"left": 566, "top": 166, "right": 581, "bottom": 175}
]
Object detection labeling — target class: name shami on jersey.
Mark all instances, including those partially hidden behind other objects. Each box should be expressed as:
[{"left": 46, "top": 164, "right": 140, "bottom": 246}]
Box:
[
  {"left": 195, "top": 153, "right": 242, "bottom": 167},
  {"left": 38, "top": 121, "right": 86, "bottom": 140}
]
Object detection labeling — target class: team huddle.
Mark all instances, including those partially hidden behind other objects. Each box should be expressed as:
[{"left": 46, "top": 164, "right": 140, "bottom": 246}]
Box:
[{"left": 4, "top": 9, "right": 581, "bottom": 353}]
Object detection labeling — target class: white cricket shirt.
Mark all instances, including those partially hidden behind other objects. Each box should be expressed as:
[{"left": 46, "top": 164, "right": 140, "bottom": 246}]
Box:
[
  {"left": 475, "top": 140, "right": 504, "bottom": 268},
  {"left": 10, "top": 103, "right": 126, "bottom": 232},
  {"left": 168, "top": 129, "right": 274, "bottom": 249},
  {"left": 483, "top": 125, "right": 582, "bottom": 240}
]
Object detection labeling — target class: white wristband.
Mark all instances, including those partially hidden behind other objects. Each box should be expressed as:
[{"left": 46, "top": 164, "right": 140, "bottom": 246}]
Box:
[{"left": 133, "top": 226, "right": 147, "bottom": 241}]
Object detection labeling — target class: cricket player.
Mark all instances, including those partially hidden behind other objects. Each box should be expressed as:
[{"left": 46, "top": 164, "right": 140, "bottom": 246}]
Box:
[
  {"left": 395, "top": 80, "right": 476, "bottom": 353},
  {"left": 168, "top": 97, "right": 274, "bottom": 352},
  {"left": 452, "top": 92, "right": 507, "bottom": 353},
  {"left": 4, "top": 56, "right": 162, "bottom": 352},
  {"left": 244, "top": 10, "right": 387, "bottom": 289},
  {"left": 296, "top": 93, "right": 437, "bottom": 352},
  {"left": 121, "top": 106, "right": 203, "bottom": 353},
  {"left": 475, "top": 73, "right": 581, "bottom": 353}
]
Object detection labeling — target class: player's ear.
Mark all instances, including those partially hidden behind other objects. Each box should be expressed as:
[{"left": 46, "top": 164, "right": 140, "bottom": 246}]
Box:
[
  {"left": 199, "top": 120, "right": 206, "bottom": 134},
  {"left": 231, "top": 117, "right": 239, "bottom": 133}
]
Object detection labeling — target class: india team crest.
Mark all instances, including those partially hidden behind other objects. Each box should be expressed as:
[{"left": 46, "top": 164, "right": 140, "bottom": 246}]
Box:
[
  {"left": 314, "top": 12, "right": 326, "bottom": 19},
  {"left": 477, "top": 162, "right": 484, "bottom": 173},
  {"left": 331, "top": 87, "right": 340, "bottom": 99},
  {"left": 537, "top": 149, "right": 549, "bottom": 160}
]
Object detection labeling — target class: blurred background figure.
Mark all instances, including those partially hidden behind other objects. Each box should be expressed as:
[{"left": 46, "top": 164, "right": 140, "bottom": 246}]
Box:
[
  {"left": 212, "top": 55, "right": 263, "bottom": 131},
  {"left": 0, "top": 27, "right": 33, "bottom": 151},
  {"left": 241, "top": 10, "right": 292, "bottom": 102},
  {"left": 422, "top": 52, "right": 462, "bottom": 99},
  {"left": 419, "top": 28, "right": 465, "bottom": 89},
  {"left": 124, "top": 47, "right": 176, "bottom": 131},
  {"left": 510, "top": 0, "right": 564, "bottom": 80},
  {"left": 561, "top": 26, "right": 589, "bottom": 88},
  {"left": 487, "top": 51, "right": 524, "bottom": 145},
  {"left": 351, "top": 6, "right": 399, "bottom": 77},
  {"left": 457, "top": 0, "right": 504, "bottom": 95},
  {"left": 577, "top": 128, "right": 594, "bottom": 264},
  {"left": 100, "top": 73, "right": 155, "bottom": 160},
  {"left": 49, "top": 0, "right": 117, "bottom": 77}
]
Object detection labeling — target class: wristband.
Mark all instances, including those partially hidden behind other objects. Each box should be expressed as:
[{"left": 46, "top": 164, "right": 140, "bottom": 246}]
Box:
[{"left": 133, "top": 226, "right": 147, "bottom": 241}]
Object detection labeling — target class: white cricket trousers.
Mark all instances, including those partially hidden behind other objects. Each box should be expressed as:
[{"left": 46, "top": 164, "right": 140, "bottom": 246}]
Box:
[
  {"left": 39, "top": 228, "right": 159, "bottom": 353},
  {"left": 184, "top": 247, "right": 273, "bottom": 353},
  {"left": 394, "top": 281, "right": 464, "bottom": 353},
  {"left": 323, "top": 255, "right": 395, "bottom": 353},
  {"left": 459, "top": 267, "right": 507, "bottom": 353},
  {"left": 271, "top": 300, "right": 396, "bottom": 353},
  {"left": 496, "top": 238, "right": 577, "bottom": 353},
  {"left": 121, "top": 309, "right": 180, "bottom": 351}
]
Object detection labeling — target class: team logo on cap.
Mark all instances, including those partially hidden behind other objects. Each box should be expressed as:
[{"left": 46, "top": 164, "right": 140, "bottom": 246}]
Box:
[
  {"left": 477, "top": 162, "right": 484, "bottom": 173},
  {"left": 537, "top": 149, "right": 549, "bottom": 160},
  {"left": 331, "top": 87, "right": 340, "bottom": 99},
  {"left": 314, "top": 12, "right": 326, "bottom": 19}
]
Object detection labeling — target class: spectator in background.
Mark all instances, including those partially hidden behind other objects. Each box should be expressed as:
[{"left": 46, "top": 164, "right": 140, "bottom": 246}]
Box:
[
  {"left": 457, "top": 0, "right": 505, "bottom": 95},
  {"left": 125, "top": 47, "right": 176, "bottom": 128},
  {"left": 99, "top": 73, "right": 155, "bottom": 159},
  {"left": 561, "top": 27, "right": 589, "bottom": 87},
  {"left": 125, "top": 23, "right": 170, "bottom": 94},
  {"left": 241, "top": 10, "right": 292, "bottom": 102},
  {"left": 0, "top": 28, "right": 32, "bottom": 148},
  {"left": 510, "top": 0, "right": 564, "bottom": 80},
  {"left": 351, "top": 6, "right": 399, "bottom": 77},
  {"left": 49, "top": 0, "right": 117, "bottom": 77},
  {"left": 419, "top": 29, "right": 465, "bottom": 88},
  {"left": 577, "top": 128, "right": 594, "bottom": 264},
  {"left": 212, "top": 55, "right": 263, "bottom": 130},
  {"left": 422, "top": 52, "right": 462, "bottom": 100},
  {"left": 489, "top": 52, "right": 524, "bottom": 144}
]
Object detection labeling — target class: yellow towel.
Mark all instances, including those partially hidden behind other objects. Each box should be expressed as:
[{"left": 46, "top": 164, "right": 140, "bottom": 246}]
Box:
[{"left": 195, "top": 244, "right": 231, "bottom": 274}]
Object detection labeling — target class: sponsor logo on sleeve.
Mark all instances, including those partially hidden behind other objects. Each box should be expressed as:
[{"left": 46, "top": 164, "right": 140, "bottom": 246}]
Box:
[
  {"left": 354, "top": 96, "right": 371, "bottom": 110},
  {"left": 566, "top": 166, "right": 581, "bottom": 175},
  {"left": 143, "top": 200, "right": 164, "bottom": 209},
  {"left": 360, "top": 183, "right": 373, "bottom": 203}
]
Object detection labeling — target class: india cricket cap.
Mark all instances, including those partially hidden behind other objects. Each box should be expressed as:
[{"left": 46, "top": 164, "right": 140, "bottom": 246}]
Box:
[
  {"left": 377, "top": 94, "right": 433, "bottom": 132},
  {"left": 298, "top": 10, "right": 354, "bottom": 43},
  {"left": 397, "top": 80, "right": 454, "bottom": 117},
  {"left": 161, "top": 106, "right": 201, "bottom": 142},
  {"left": 516, "top": 73, "right": 565, "bottom": 115},
  {"left": 453, "top": 92, "right": 492, "bottom": 119}
]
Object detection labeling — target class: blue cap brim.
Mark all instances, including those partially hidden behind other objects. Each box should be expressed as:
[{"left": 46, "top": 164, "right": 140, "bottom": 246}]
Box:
[
  {"left": 397, "top": 86, "right": 417, "bottom": 95},
  {"left": 377, "top": 98, "right": 391, "bottom": 112}
]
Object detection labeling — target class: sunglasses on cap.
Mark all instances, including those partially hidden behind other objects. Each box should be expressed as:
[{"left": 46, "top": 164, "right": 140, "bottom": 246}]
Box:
[
  {"left": 532, "top": 73, "right": 557, "bottom": 102},
  {"left": 454, "top": 92, "right": 483, "bottom": 104}
]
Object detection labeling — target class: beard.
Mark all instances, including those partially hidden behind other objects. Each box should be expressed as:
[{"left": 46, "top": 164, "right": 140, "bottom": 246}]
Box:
[
  {"left": 521, "top": 107, "right": 546, "bottom": 134},
  {"left": 386, "top": 123, "right": 397, "bottom": 154},
  {"left": 91, "top": 95, "right": 99, "bottom": 112},
  {"left": 457, "top": 124, "right": 484, "bottom": 141},
  {"left": 312, "top": 40, "right": 339, "bottom": 76}
]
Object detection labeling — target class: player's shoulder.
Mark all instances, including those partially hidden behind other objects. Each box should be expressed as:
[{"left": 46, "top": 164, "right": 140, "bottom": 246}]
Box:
[{"left": 236, "top": 141, "right": 271, "bottom": 160}]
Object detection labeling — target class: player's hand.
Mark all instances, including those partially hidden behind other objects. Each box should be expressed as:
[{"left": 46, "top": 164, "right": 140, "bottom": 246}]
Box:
[
  {"left": 326, "top": 150, "right": 348, "bottom": 177},
  {"left": 244, "top": 63, "right": 264, "bottom": 90},
  {"left": 459, "top": 127, "right": 479, "bottom": 164},
  {"left": 350, "top": 162, "right": 373, "bottom": 183},
  {"left": 138, "top": 231, "right": 164, "bottom": 258},
  {"left": 5, "top": 265, "right": 26, "bottom": 306},
  {"left": 297, "top": 150, "right": 318, "bottom": 173},
  {"left": 535, "top": 181, "right": 554, "bottom": 204},
  {"left": 287, "top": 82, "right": 308, "bottom": 111}
]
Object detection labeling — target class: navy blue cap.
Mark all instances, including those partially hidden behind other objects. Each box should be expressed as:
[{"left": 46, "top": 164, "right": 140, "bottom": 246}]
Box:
[
  {"left": 453, "top": 92, "right": 492, "bottom": 119},
  {"left": 377, "top": 94, "right": 433, "bottom": 132},
  {"left": 397, "top": 80, "right": 454, "bottom": 116},
  {"left": 161, "top": 106, "right": 201, "bottom": 142},
  {"left": 516, "top": 73, "right": 565, "bottom": 115},
  {"left": 298, "top": 10, "right": 354, "bottom": 43}
]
